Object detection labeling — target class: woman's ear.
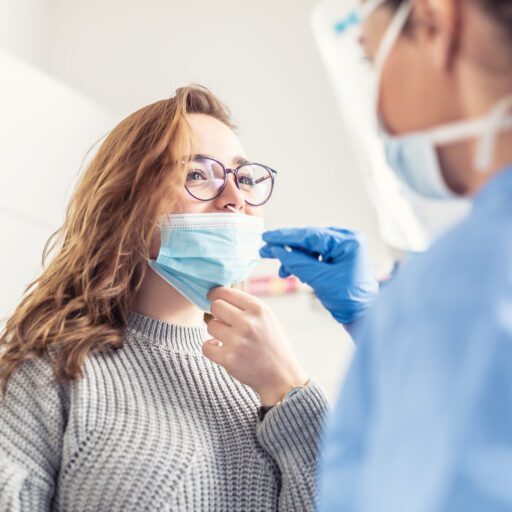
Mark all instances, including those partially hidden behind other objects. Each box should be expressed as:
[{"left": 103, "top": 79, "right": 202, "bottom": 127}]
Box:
[{"left": 414, "top": 0, "right": 462, "bottom": 72}]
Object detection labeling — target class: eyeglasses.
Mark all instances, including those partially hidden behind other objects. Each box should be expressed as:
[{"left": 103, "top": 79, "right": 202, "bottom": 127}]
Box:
[{"left": 184, "top": 155, "right": 277, "bottom": 206}]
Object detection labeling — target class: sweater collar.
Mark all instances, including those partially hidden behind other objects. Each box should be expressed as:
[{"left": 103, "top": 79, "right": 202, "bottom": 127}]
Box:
[{"left": 126, "top": 311, "right": 208, "bottom": 354}]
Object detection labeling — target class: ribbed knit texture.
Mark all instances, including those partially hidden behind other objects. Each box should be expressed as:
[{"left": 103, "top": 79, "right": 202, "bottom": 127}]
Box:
[{"left": 0, "top": 311, "right": 329, "bottom": 511}]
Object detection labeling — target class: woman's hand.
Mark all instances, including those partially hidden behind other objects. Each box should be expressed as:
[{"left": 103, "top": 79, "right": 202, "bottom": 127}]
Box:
[{"left": 202, "top": 287, "right": 308, "bottom": 406}]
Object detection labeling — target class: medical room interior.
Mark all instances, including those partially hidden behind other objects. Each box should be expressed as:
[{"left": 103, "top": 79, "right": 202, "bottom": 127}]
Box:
[
  {"left": 0, "top": 0, "right": 465, "bottom": 402},
  {"left": 3, "top": 0, "right": 512, "bottom": 509}
]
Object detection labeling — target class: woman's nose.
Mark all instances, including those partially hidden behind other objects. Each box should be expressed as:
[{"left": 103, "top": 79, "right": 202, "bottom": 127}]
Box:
[{"left": 214, "top": 174, "right": 245, "bottom": 211}]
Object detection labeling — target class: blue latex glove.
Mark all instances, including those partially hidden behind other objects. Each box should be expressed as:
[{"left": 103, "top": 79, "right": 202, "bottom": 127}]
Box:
[{"left": 260, "top": 227, "right": 379, "bottom": 325}]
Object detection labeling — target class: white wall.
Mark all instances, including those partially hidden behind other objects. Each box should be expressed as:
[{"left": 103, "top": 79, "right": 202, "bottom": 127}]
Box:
[
  {"left": 0, "top": 0, "right": 49, "bottom": 68},
  {"left": 0, "top": 48, "right": 115, "bottom": 325}
]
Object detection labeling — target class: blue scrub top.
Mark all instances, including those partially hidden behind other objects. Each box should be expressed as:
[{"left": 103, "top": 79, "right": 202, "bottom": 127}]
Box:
[{"left": 317, "top": 165, "right": 512, "bottom": 512}]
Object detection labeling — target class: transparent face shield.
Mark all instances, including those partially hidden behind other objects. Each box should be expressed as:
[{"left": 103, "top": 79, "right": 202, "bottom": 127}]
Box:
[
  {"left": 330, "top": 0, "right": 405, "bottom": 117},
  {"left": 314, "top": 0, "right": 386, "bottom": 132},
  {"left": 311, "top": 0, "right": 471, "bottom": 255}
]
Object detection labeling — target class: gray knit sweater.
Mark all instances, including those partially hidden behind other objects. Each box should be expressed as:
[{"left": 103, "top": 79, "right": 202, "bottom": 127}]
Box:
[{"left": 0, "top": 311, "right": 329, "bottom": 511}]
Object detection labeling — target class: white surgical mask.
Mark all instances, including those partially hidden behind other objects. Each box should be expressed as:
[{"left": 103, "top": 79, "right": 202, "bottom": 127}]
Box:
[{"left": 370, "top": 0, "right": 512, "bottom": 200}]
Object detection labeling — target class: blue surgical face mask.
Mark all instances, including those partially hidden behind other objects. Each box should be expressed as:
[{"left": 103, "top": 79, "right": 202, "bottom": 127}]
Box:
[
  {"left": 369, "top": 0, "right": 512, "bottom": 201},
  {"left": 147, "top": 212, "right": 264, "bottom": 312}
]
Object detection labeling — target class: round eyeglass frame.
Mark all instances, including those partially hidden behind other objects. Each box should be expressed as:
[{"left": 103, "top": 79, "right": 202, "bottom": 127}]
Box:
[{"left": 184, "top": 156, "right": 278, "bottom": 207}]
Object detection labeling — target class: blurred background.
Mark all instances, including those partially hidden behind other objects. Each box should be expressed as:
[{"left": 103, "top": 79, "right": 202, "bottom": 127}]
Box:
[{"left": 0, "top": 0, "right": 396, "bottom": 403}]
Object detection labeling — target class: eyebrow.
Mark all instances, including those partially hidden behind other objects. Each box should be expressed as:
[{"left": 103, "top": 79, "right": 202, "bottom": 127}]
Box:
[
  {"left": 233, "top": 155, "right": 250, "bottom": 166},
  {"left": 194, "top": 153, "right": 250, "bottom": 167}
]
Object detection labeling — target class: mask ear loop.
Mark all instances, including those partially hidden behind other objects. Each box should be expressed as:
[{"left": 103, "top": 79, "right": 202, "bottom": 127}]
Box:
[
  {"left": 475, "top": 94, "right": 512, "bottom": 172},
  {"left": 359, "top": 0, "right": 388, "bottom": 21},
  {"left": 370, "top": 0, "right": 414, "bottom": 130},
  {"left": 150, "top": 211, "right": 184, "bottom": 265},
  {"left": 373, "top": 0, "right": 413, "bottom": 82}
]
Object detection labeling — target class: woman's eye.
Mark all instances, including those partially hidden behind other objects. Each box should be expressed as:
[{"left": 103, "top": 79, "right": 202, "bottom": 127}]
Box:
[
  {"left": 186, "top": 170, "right": 208, "bottom": 181},
  {"left": 238, "top": 175, "right": 255, "bottom": 187}
]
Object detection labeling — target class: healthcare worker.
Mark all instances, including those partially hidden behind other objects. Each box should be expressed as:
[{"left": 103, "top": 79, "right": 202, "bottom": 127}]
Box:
[{"left": 260, "top": 0, "right": 512, "bottom": 509}]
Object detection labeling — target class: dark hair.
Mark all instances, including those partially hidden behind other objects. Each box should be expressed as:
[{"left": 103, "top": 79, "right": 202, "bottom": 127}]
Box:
[
  {"left": 386, "top": 0, "right": 512, "bottom": 42},
  {"left": 475, "top": 0, "right": 512, "bottom": 41}
]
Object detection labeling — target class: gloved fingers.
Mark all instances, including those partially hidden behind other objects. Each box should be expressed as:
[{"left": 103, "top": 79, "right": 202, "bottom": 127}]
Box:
[
  {"left": 259, "top": 244, "right": 293, "bottom": 278},
  {"left": 263, "top": 228, "right": 319, "bottom": 249},
  {"left": 259, "top": 243, "right": 274, "bottom": 259},
  {"left": 261, "top": 241, "right": 319, "bottom": 262},
  {"left": 263, "top": 227, "right": 357, "bottom": 257},
  {"left": 326, "top": 227, "right": 360, "bottom": 238},
  {"left": 322, "top": 228, "right": 365, "bottom": 261},
  {"left": 326, "top": 227, "right": 365, "bottom": 247},
  {"left": 278, "top": 265, "right": 291, "bottom": 279},
  {"left": 266, "top": 245, "right": 322, "bottom": 275}
]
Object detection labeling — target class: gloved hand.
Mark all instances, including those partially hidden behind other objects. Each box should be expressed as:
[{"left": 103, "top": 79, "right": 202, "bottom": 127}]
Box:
[{"left": 260, "top": 227, "right": 379, "bottom": 325}]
